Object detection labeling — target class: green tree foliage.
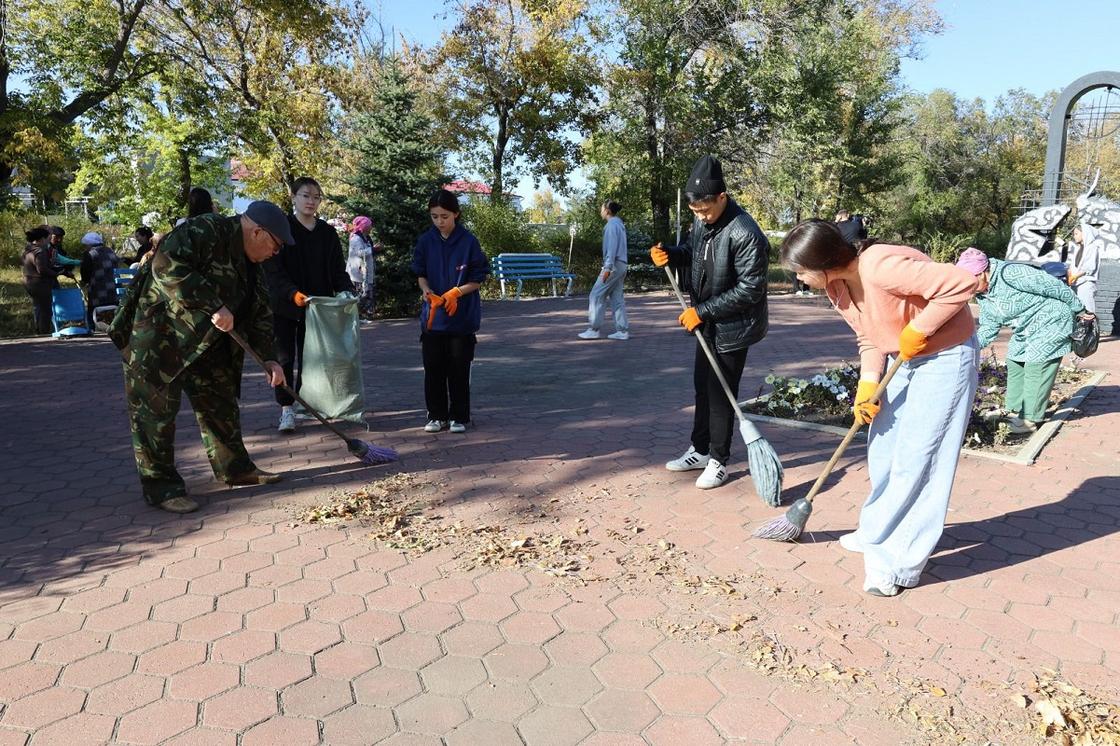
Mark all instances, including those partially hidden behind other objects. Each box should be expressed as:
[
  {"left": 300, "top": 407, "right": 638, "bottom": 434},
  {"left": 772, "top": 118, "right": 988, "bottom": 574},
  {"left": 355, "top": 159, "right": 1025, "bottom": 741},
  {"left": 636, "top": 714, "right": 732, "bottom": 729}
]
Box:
[
  {"left": 427, "top": 0, "right": 600, "bottom": 202},
  {"left": 341, "top": 57, "right": 445, "bottom": 315}
]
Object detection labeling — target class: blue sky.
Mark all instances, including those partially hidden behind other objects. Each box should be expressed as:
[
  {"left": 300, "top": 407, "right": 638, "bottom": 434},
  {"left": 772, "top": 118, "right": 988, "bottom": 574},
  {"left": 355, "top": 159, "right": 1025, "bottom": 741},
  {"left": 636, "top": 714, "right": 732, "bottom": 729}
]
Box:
[{"left": 376, "top": 0, "right": 1120, "bottom": 200}]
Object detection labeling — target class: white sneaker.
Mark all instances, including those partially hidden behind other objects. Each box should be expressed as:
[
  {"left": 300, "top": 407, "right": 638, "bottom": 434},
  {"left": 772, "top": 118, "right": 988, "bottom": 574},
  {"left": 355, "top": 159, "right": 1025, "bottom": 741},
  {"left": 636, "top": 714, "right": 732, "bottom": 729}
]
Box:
[
  {"left": 278, "top": 408, "right": 296, "bottom": 433},
  {"left": 1002, "top": 415, "right": 1038, "bottom": 434},
  {"left": 794, "top": 290, "right": 805, "bottom": 297},
  {"left": 838, "top": 533, "right": 865, "bottom": 553},
  {"left": 607, "top": 330, "right": 629, "bottom": 340},
  {"left": 695, "top": 459, "right": 728, "bottom": 489},
  {"left": 665, "top": 446, "right": 709, "bottom": 472},
  {"left": 577, "top": 329, "right": 601, "bottom": 340},
  {"left": 448, "top": 421, "right": 467, "bottom": 433},
  {"left": 863, "top": 577, "right": 899, "bottom": 597},
  {"left": 423, "top": 420, "right": 447, "bottom": 433}
]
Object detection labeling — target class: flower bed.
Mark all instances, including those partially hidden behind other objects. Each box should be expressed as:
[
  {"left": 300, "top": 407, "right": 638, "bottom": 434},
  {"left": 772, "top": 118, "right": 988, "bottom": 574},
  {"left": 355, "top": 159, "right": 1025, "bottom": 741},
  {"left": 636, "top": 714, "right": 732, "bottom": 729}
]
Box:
[{"left": 744, "top": 355, "right": 1096, "bottom": 457}]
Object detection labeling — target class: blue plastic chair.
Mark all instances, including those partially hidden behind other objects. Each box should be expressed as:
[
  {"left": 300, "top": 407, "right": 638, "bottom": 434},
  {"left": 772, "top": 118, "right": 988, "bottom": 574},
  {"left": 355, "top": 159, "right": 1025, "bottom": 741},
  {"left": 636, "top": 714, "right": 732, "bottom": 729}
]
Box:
[{"left": 51, "top": 288, "right": 91, "bottom": 338}]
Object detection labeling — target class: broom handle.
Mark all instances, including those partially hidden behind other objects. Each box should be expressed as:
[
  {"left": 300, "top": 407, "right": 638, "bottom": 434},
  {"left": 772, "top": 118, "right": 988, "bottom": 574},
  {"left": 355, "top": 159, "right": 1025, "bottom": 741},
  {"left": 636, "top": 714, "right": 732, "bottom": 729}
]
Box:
[
  {"left": 803, "top": 356, "right": 905, "bottom": 505},
  {"left": 663, "top": 266, "right": 748, "bottom": 421},
  {"left": 227, "top": 329, "right": 353, "bottom": 444}
]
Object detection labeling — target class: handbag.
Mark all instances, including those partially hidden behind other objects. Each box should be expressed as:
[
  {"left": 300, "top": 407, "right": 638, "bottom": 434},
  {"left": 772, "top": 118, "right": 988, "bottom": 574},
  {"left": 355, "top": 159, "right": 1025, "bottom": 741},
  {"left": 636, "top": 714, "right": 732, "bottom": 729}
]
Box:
[{"left": 1071, "top": 314, "right": 1100, "bottom": 358}]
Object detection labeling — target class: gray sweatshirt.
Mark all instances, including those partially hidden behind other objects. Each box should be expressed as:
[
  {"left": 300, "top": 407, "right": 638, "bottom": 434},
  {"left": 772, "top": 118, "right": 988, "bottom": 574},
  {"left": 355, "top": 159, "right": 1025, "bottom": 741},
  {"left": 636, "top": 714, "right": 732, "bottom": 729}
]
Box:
[{"left": 601, "top": 216, "right": 628, "bottom": 269}]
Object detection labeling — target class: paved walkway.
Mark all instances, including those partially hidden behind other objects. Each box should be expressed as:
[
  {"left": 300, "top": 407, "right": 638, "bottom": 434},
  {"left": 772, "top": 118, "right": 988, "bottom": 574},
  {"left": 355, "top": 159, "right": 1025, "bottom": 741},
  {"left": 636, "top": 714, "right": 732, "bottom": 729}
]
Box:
[{"left": 0, "top": 293, "right": 1117, "bottom": 745}]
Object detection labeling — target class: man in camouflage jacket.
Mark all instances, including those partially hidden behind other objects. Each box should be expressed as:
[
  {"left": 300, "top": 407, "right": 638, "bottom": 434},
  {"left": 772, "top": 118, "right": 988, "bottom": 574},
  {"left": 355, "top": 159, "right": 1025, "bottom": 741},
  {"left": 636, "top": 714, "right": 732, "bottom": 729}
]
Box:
[{"left": 109, "top": 201, "right": 293, "bottom": 513}]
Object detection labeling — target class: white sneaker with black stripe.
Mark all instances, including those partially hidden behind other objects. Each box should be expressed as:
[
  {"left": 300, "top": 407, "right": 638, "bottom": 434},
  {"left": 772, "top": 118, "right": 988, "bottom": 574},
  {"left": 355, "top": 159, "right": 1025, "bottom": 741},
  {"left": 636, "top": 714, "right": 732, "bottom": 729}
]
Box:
[
  {"left": 665, "top": 446, "right": 709, "bottom": 472},
  {"left": 694, "top": 459, "right": 728, "bottom": 489}
]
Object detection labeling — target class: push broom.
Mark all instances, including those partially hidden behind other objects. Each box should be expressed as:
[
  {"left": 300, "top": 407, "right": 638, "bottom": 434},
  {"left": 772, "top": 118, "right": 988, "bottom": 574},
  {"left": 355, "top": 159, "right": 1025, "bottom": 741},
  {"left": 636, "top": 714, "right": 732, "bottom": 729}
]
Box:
[
  {"left": 228, "top": 330, "right": 398, "bottom": 465},
  {"left": 663, "top": 267, "right": 783, "bottom": 506},
  {"left": 753, "top": 356, "right": 905, "bottom": 541}
]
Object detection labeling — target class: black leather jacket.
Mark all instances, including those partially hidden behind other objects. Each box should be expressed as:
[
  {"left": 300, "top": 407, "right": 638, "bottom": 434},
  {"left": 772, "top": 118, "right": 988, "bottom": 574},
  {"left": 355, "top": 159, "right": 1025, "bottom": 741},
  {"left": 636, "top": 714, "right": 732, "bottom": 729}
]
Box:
[{"left": 665, "top": 199, "right": 769, "bottom": 352}]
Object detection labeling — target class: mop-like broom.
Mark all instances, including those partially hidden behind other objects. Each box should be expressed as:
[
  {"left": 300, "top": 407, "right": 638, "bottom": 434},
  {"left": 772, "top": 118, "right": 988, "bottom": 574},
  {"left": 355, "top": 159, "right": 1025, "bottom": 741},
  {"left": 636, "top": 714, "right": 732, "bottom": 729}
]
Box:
[
  {"left": 753, "top": 357, "right": 904, "bottom": 541},
  {"left": 663, "top": 267, "right": 783, "bottom": 506},
  {"left": 229, "top": 330, "right": 398, "bottom": 465}
]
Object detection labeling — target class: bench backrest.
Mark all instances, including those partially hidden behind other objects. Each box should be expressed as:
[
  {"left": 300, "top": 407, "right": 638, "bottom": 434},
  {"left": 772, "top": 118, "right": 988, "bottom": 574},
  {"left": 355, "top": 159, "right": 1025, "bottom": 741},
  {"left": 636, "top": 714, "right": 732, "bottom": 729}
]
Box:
[{"left": 494, "top": 253, "right": 569, "bottom": 276}]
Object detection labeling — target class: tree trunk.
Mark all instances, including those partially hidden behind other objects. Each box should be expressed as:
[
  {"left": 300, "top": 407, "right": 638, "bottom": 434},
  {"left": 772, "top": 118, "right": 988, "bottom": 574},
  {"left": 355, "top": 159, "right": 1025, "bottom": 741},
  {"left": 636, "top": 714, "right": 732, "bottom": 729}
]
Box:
[
  {"left": 491, "top": 108, "right": 508, "bottom": 205},
  {"left": 177, "top": 147, "right": 192, "bottom": 213},
  {"left": 644, "top": 92, "right": 671, "bottom": 242}
]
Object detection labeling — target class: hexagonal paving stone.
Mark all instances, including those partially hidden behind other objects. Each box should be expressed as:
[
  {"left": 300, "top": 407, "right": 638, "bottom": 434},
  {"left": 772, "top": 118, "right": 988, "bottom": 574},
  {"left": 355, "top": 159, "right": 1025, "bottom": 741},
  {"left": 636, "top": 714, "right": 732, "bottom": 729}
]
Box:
[
  {"left": 216, "top": 587, "right": 275, "bottom": 614},
  {"left": 378, "top": 633, "right": 442, "bottom": 669},
  {"left": 516, "top": 705, "right": 592, "bottom": 746},
  {"left": 282, "top": 676, "right": 354, "bottom": 718},
  {"left": 440, "top": 622, "right": 504, "bottom": 658},
  {"left": 169, "top": 661, "right": 240, "bottom": 701},
  {"left": 585, "top": 689, "right": 660, "bottom": 732},
  {"left": 465, "top": 680, "right": 538, "bottom": 722},
  {"left": 321, "top": 704, "right": 398, "bottom": 745},
  {"left": 308, "top": 594, "right": 366, "bottom": 624},
  {"left": 137, "top": 640, "right": 207, "bottom": 676},
  {"left": 531, "top": 666, "right": 602, "bottom": 707},
  {"left": 28, "top": 712, "right": 116, "bottom": 745},
  {"left": 769, "top": 686, "right": 849, "bottom": 725},
  {"left": 342, "top": 609, "right": 404, "bottom": 645},
  {"left": 280, "top": 620, "right": 342, "bottom": 655},
  {"left": 648, "top": 673, "right": 723, "bottom": 715},
  {"left": 243, "top": 651, "right": 313, "bottom": 690},
  {"left": 180, "top": 611, "right": 243, "bottom": 642},
  {"left": 245, "top": 602, "right": 307, "bottom": 632},
  {"left": 543, "top": 631, "right": 609, "bottom": 667},
  {"left": 241, "top": 716, "right": 321, "bottom": 746},
  {"left": 553, "top": 602, "right": 615, "bottom": 632},
  {"left": 710, "top": 696, "right": 790, "bottom": 742},
  {"left": 353, "top": 667, "right": 422, "bottom": 707},
  {"left": 32, "top": 630, "right": 108, "bottom": 664},
  {"left": 86, "top": 673, "right": 164, "bottom": 717},
  {"left": 109, "top": 621, "right": 178, "bottom": 654},
  {"left": 276, "top": 579, "right": 334, "bottom": 606},
  {"left": 420, "top": 655, "right": 487, "bottom": 696},
  {"left": 0, "top": 639, "right": 37, "bottom": 670},
  {"left": 314, "top": 642, "right": 381, "bottom": 680},
  {"left": 498, "top": 612, "right": 561, "bottom": 646},
  {"left": 394, "top": 694, "right": 468, "bottom": 735},
  {"left": 211, "top": 629, "right": 276, "bottom": 664},
  {"left": 152, "top": 594, "right": 214, "bottom": 623},
  {"left": 446, "top": 719, "right": 523, "bottom": 746},
  {"left": 116, "top": 699, "right": 199, "bottom": 745},
  {"left": 60, "top": 650, "right": 135, "bottom": 688},
  {"left": 0, "top": 685, "right": 85, "bottom": 729},
  {"left": 644, "top": 715, "right": 724, "bottom": 745},
  {"left": 483, "top": 644, "right": 549, "bottom": 682},
  {"left": 203, "top": 687, "right": 278, "bottom": 731},
  {"left": 14, "top": 611, "right": 84, "bottom": 641},
  {"left": 459, "top": 593, "right": 518, "bottom": 623},
  {"left": 401, "top": 602, "right": 462, "bottom": 635},
  {"left": 592, "top": 652, "right": 662, "bottom": 691}
]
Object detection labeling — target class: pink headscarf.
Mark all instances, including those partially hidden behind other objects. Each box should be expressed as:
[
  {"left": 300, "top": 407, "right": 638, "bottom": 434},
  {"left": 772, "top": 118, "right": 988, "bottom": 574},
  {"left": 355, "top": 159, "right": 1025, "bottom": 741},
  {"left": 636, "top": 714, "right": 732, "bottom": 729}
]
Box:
[
  {"left": 955, "top": 247, "right": 989, "bottom": 275},
  {"left": 350, "top": 216, "right": 372, "bottom": 234}
]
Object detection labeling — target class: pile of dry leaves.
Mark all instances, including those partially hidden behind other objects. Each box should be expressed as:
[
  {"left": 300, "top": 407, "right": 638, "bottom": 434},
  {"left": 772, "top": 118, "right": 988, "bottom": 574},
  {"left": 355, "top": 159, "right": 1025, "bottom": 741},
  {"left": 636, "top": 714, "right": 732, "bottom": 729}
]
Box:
[{"left": 1017, "top": 672, "right": 1120, "bottom": 744}]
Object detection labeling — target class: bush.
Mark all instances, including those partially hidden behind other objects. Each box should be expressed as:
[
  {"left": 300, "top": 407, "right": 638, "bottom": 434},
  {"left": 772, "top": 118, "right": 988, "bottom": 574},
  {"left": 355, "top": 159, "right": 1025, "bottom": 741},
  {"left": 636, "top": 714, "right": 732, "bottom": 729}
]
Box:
[{"left": 461, "top": 200, "right": 541, "bottom": 258}]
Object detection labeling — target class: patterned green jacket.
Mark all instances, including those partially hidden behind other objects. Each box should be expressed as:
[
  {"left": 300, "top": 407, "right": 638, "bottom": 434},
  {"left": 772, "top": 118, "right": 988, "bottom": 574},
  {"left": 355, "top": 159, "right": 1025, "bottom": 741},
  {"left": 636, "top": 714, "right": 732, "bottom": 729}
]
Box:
[
  {"left": 109, "top": 214, "right": 275, "bottom": 385},
  {"left": 976, "top": 258, "right": 1085, "bottom": 363}
]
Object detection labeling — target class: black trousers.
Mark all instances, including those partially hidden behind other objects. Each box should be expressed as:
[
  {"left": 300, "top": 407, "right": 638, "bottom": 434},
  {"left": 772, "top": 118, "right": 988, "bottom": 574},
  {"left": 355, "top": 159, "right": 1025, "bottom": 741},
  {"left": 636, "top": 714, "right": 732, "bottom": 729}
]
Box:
[
  {"left": 422, "top": 333, "right": 476, "bottom": 423},
  {"left": 26, "top": 286, "right": 53, "bottom": 334},
  {"left": 691, "top": 339, "right": 749, "bottom": 465},
  {"left": 273, "top": 314, "right": 306, "bottom": 406}
]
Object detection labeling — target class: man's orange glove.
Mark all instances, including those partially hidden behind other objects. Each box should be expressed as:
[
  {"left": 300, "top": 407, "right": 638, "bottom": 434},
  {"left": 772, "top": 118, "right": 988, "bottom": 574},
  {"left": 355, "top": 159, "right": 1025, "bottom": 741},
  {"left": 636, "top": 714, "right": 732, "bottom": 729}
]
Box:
[
  {"left": 650, "top": 243, "right": 669, "bottom": 267},
  {"left": 897, "top": 323, "right": 928, "bottom": 361},
  {"left": 425, "top": 291, "right": 443, "bottom": 329},
  {"left": 853, "top": 379, "right": 881, "bottom": 425},
  {"left": 293, "top": 291, "right": 310, "bottom": 307},
  {"left": 441, "top": 287, "right": 463, "bottom": 317},
  {"left": 678, "top": 307, "right": 702, "bottom": 332}
]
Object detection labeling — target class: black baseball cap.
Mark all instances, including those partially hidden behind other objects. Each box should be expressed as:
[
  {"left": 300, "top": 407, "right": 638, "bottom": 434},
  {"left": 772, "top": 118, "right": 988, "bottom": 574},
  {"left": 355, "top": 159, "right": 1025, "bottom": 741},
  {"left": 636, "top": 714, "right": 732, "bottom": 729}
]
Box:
[{"left": 244, "top": 200, "right": 295, "bottom": 246}]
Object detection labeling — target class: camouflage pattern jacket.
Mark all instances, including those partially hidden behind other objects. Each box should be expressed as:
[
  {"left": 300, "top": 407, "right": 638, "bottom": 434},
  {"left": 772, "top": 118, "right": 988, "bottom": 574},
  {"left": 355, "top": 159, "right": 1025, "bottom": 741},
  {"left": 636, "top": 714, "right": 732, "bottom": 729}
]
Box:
[{"left": 109, "top": 214, "right": 275, "bottom": 386}]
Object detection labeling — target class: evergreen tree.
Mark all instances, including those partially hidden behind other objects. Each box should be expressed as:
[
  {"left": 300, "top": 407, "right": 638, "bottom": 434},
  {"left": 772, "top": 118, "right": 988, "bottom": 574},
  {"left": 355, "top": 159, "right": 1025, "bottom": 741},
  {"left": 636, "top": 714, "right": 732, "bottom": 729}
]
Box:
[{"left": 343, "top": 57, "right": 446, "bottom": 315}]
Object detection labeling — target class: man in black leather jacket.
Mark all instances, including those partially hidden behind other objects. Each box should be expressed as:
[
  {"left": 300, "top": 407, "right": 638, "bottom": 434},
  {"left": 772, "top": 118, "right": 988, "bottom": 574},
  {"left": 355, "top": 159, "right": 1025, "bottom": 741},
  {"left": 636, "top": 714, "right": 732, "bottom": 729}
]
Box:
[{"left": 651, "top": 154, "right": 769, "bottom": 490}]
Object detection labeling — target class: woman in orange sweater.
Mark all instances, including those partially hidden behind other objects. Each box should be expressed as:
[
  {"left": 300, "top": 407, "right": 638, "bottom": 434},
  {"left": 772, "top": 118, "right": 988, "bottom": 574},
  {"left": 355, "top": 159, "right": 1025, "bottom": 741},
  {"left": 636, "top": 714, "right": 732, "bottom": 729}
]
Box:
[{"left": 780, "top": 220, "right": 980, "bottom": 597}]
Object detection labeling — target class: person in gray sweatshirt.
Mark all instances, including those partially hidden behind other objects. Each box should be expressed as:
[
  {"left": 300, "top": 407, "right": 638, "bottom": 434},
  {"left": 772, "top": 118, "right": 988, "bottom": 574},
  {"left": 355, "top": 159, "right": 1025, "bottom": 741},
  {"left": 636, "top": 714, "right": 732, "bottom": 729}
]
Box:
[{"left": 578, "top": 200, "right": 630, "bottom": 340}]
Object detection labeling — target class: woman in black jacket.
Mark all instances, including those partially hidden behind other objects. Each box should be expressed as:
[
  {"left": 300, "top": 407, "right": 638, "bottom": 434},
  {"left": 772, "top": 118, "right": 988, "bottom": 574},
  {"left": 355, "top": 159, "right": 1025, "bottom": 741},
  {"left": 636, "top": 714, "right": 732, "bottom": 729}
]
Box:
[
  {"left": 650, "top": 155, "right": 770, "bottom": 491},
  {"left": 264, "top": 177, "right": 354, "bottom": 433},
  {"left": 22, "top": 227, "right": 61, "bottom": 334}
]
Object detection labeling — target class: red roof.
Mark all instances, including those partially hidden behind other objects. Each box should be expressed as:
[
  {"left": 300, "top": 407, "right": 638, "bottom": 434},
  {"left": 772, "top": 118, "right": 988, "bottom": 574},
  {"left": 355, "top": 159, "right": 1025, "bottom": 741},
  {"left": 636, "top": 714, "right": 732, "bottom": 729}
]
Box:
[{"left": 445, "top": 180, "right": 492, "bottom": 195}]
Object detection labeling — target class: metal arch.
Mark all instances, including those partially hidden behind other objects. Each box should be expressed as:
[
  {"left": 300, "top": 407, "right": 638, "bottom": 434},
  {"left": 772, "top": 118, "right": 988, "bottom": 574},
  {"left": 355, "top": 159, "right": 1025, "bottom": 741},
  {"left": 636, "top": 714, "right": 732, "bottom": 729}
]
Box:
[{"left": 1042, "top": 70, "right": 1120, "bottom": 206}]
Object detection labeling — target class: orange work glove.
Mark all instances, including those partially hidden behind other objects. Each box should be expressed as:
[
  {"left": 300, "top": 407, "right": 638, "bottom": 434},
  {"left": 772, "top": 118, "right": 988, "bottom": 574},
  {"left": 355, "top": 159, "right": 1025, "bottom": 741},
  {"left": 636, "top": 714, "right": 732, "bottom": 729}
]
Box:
[
  {"left": 853, "top": 379, "right": 881, "bottom": 425},
  {"left": 441, "top": 286, "right": 463, "bottom": 317},
  {"left": 650, "top": 243, "right": 669, "bottom": 268},
  {"left": 678, "top": 307, "right": 702, "bottom": 332},
  {"left": 601, "top": 269, "right": 611, "bottom": 281},
  {"left": 425, "top": 291, "right": 443, "bottom": 330},
  {"left": 293, "top": 291, "right": 310, "bottom": 307},
  {"left": 897, "top": 323, "right": 928, "bottom": 361}
]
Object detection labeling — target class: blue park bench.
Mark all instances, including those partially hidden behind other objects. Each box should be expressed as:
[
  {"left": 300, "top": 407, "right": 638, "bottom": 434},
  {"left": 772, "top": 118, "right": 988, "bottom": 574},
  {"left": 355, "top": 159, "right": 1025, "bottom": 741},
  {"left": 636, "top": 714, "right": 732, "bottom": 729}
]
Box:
[{"left": 493, "top": 253, "right": 576, "bottom": 300}]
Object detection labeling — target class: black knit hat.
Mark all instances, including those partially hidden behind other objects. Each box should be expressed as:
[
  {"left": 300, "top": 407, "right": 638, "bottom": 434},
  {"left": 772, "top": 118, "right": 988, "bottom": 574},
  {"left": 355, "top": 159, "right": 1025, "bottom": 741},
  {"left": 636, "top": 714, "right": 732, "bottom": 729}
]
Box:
[{"left": 687, "top": 154, "right": 726, "bottom": 195}]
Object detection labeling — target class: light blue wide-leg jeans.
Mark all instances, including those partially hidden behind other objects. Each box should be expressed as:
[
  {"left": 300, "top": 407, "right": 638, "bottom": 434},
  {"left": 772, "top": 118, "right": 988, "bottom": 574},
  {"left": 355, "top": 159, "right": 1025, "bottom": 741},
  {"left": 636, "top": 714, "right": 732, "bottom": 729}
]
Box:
[
  {"left": 587, "top": 261, "right": 628, "bottom": 332},
  {"left": 856, "top": 335, "right": 979, "bottom": 588}
]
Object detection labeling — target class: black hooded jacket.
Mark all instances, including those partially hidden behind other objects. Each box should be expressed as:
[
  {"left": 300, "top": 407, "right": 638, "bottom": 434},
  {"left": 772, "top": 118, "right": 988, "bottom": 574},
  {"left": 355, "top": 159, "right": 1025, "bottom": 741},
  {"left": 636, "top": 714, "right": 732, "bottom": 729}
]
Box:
[{"left": 663, "top": 198, "right": 769, "bottom": 352}]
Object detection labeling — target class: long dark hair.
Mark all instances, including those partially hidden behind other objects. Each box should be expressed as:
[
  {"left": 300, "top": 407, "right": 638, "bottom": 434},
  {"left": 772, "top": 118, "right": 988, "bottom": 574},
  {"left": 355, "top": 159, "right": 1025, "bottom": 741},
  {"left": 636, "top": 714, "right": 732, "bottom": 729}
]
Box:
[
  {"left": 428, "top": 189, "right": 462, "bottom": 218},
  {"left": 187, "top": 187, "right": 214, "bottom": 218},
  {"left": 602, "top": 200, "right": 621, "bottom": 216},
  {"left": 780, "top": 219, "right": 860, "bottom": 271}
]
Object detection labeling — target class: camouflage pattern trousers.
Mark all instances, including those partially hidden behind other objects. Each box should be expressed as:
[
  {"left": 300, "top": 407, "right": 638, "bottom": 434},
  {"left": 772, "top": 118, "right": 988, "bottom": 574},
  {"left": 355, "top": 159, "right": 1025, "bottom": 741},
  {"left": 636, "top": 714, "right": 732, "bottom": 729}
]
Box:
[{"left": 123, "top": 342, "right": 254, "bottom": 505}]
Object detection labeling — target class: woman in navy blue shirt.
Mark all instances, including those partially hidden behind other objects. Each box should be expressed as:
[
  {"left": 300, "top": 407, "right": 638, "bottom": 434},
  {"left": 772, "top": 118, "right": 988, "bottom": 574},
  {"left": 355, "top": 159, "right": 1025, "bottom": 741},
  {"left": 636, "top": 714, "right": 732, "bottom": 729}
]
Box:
[{"left": 411, "top": 189, "right": 491, "bottom": 433}]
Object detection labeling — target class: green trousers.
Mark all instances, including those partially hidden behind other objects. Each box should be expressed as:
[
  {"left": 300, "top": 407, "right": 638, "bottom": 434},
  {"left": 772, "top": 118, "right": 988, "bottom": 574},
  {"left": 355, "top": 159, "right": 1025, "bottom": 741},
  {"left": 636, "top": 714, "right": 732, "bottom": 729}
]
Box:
[
  {"left": 1004, "top": 357, "right": 1061, "bottom": 423},
  {"left": 124, "top": 342, "right": 254, "bottom": 505}
]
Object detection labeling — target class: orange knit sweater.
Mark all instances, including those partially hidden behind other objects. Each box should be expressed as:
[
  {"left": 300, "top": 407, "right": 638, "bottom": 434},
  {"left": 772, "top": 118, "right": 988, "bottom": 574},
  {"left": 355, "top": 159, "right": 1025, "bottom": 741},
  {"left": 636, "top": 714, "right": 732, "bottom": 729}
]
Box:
[{"left": 825, "top": 244, "right": 979, "bottom": 378}]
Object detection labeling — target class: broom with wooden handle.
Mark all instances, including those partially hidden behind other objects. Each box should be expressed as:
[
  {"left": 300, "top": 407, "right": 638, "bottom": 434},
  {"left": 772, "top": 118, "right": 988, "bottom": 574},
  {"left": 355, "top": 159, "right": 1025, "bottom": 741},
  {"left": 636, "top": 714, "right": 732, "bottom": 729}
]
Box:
[
  {"left": 752, "top": 356, "right": 905, "bottom": 541},
  {"left": 663, "top": 266, "right": 783, "bottom": 506}
]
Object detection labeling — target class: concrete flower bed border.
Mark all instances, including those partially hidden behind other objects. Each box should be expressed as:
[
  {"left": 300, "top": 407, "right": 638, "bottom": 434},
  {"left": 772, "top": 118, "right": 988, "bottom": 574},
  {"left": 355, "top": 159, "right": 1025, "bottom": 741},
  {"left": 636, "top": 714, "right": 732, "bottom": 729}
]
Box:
[{"left": 740, "top": 370, "right": 1107, "bottom": 466}]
